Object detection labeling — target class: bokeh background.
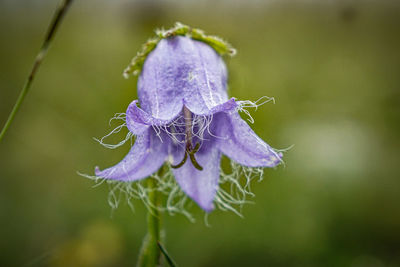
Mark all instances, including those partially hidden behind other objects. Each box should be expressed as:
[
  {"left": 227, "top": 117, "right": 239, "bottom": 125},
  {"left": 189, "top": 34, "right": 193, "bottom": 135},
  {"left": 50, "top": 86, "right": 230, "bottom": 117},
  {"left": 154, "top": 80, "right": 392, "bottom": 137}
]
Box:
[{"left": 1, "top": 0, "right": 399, "bottom": 266}]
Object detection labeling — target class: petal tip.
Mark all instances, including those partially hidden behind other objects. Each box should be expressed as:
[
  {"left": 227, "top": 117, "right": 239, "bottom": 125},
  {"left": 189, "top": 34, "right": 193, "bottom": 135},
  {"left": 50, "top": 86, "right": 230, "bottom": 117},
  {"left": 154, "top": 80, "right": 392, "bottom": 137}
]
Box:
[
  {"left": 126, "top": 101, "right": 151, "bottom": 135},
  {"left": 94, "top": 166, "right": 101, "bottom": 176},
  {"left": 267, "top": 152, "right": 284, "bottom": 167},
  {"left": 201, "top": 203, "right": 215, "bottom": 213}
]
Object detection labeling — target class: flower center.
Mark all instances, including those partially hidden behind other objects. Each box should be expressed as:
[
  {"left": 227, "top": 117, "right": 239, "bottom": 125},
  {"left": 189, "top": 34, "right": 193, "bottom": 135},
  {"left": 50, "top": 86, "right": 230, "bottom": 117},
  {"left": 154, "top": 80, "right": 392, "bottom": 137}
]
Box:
[{"left": 171, "top": 106, "right": 203, "bottom": 171}]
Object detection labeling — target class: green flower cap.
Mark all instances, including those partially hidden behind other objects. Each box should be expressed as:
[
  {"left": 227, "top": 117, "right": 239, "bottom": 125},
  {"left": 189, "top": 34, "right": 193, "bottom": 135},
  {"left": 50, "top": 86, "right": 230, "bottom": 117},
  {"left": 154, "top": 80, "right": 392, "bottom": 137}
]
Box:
[{"left": 123, "top": 22, "right": 236, "bottom": 78}]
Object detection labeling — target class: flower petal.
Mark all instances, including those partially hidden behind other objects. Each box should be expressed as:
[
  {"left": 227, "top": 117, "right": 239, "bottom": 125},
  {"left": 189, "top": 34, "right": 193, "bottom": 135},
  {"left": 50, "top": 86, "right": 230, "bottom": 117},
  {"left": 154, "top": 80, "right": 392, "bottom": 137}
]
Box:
[
  {"left": 138, "top": 37, "right": 185, "bottom": 120},
  {"left": 215, "top": 112, "right": 282, "bottom": 167},
  {"left": 182, "top": 37, "right": 230, "bottom": 114},
  {"left": 126, "top": 100, "right": 175, "bottom": 135},
  {"left": 208, "top": 97, "right": 238, "bottom": 114},
  {"left": 95, "top": 129, "right": 168, "bottom": 181},
  {"left": 170, "top": 142, "right": 221, "bottom": 212},
  {"left": 138, "top": 36, "right": 229, "bottom": 119}
]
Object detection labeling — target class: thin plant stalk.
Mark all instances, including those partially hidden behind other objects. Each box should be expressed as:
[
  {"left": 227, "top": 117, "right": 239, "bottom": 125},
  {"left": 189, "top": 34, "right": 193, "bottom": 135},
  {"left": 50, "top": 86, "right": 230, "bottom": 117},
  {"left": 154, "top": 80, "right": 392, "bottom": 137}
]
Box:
[
  {"left": 158, "top": 241, "right": 177, "bottom": 267},
  {"left": 136, "top": 171, "right": 163, "bottom": 266},
  {"left": 0, "top": 0, "right": 73, "bottom": 142}
]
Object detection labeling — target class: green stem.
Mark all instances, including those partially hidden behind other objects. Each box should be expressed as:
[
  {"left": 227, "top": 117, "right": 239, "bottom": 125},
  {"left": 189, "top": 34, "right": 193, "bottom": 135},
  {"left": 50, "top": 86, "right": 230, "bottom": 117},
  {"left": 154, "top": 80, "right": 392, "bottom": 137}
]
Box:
[
  {"left": 0, "top": 0, "right": 73, "bottom": 142},
  {"left": 137, "top": 176, "right": 162, "bottom": 267}
]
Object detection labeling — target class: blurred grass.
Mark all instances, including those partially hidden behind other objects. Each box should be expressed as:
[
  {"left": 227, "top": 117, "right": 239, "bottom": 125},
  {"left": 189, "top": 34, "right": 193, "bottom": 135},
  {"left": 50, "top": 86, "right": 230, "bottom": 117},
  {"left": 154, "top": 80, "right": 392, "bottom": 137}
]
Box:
[{"left": 0, "top": 0, "right": 399, "bottom": 266}]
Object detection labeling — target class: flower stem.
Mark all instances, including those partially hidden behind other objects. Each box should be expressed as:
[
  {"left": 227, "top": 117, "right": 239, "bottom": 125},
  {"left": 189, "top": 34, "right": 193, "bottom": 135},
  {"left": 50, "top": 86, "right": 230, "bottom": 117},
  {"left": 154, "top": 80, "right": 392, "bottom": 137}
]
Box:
[
  {"left": 137, "top": 174, "right": 162, "bottom": 266},
  {"left": 0, "top": 0, "right": 73, "bottom": 142}
]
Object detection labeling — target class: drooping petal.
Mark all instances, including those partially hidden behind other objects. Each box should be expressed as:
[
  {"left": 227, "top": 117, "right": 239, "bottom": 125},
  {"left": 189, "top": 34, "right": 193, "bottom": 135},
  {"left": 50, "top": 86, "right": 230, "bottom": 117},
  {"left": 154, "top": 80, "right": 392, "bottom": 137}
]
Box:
[
  {"left": 125, "top": 98, "right": 236, "bottom": 136},
  {"left": 95, "top": 129, "right": 168, "bottom": 181},
  {"left": 126, "top": 100, "right": 176, "bottom": 135},
  {"left": 214, "top": 112, "right": 282, "bottom": 167},
  {"left": 170, "top": 141, "right": 221, "bottom": 212},
  {"left": 138, "top": 36, "right": 229, "bottom": 119}
]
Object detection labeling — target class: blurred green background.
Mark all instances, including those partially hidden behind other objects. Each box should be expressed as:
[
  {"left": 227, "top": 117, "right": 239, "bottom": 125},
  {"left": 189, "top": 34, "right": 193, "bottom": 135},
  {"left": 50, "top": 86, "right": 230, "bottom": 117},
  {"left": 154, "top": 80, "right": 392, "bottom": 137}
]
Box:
[{"left": 1, "top": 0, "right": 399, "bottom": 266}]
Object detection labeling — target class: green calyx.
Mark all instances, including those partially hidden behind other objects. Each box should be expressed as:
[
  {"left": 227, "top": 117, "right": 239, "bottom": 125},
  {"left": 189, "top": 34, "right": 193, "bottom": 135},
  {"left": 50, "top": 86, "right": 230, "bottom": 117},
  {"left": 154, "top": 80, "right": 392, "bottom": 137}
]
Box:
[{"left": 123, "top": 22, "right": 236, "bottom": 78}]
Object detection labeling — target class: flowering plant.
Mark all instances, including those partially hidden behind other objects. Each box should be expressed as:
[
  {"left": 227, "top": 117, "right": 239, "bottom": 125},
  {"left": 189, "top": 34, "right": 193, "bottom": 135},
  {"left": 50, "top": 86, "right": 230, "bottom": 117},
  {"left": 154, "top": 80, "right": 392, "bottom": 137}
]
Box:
[
  {"left": 91, "top": 23, "right": 283, "bottom": 266},
  {"left": 95, "top": 23, "right": 282, "bottom": 212}
]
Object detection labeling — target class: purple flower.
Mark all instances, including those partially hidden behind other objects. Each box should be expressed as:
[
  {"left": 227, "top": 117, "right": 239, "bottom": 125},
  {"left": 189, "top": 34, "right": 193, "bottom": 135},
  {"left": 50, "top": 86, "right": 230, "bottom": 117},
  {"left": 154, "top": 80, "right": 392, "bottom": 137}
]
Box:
[{"left": 95, "top": 36, "right": 282, "bottom": 212}]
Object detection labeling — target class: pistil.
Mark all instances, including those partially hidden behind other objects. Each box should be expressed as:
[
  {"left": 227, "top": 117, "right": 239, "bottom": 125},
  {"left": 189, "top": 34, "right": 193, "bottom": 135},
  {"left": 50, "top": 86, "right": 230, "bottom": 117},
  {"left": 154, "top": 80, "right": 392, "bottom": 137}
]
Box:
[{"left": 171, "top": 106, "right": 203, "bottom": 171}]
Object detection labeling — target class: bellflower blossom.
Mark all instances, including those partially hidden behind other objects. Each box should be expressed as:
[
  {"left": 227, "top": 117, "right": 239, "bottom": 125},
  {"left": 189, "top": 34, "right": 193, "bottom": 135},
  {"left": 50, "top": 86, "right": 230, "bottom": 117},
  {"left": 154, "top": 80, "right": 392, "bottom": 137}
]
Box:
[{"left": 94, "top": 25, "right": 283, "bottom": 212}]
